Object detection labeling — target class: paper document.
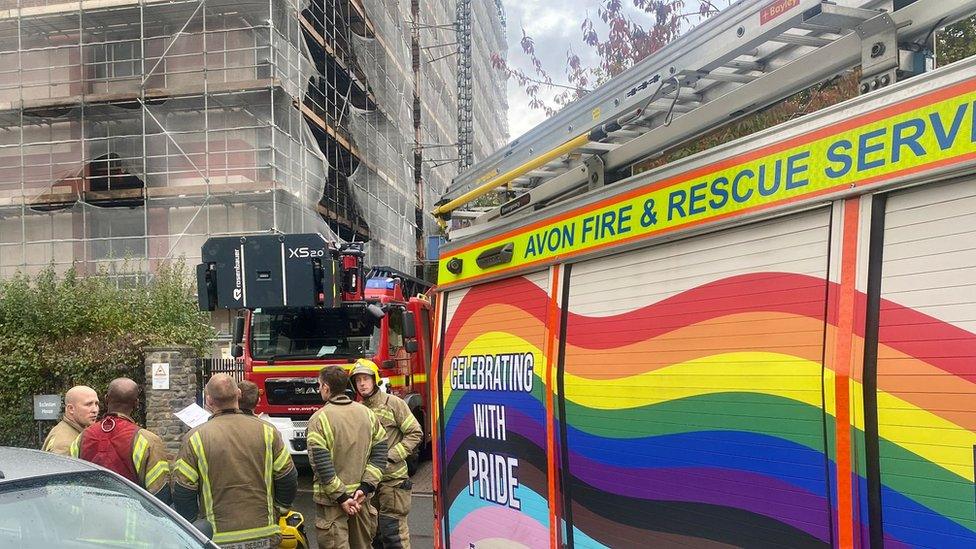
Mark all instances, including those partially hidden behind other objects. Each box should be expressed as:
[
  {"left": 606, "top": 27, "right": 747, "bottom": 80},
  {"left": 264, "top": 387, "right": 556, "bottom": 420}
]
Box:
[{"left": 175, "top": 403, "right": 211, "bottom": 428}]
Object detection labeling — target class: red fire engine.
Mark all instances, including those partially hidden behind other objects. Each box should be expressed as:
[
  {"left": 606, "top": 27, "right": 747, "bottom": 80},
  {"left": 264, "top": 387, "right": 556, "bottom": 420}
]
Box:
[{"left": 197, "top": 233, "right": 434, "bottom": 460}]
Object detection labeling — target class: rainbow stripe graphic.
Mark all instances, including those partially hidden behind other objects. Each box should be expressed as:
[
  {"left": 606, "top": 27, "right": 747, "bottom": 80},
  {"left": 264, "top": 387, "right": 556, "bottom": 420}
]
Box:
[
  {"left": 438, "top": 272, "right": 976, "bottom": 547},
  {"left": 440, "top": 275, "right": 552, "bottom": 548}
]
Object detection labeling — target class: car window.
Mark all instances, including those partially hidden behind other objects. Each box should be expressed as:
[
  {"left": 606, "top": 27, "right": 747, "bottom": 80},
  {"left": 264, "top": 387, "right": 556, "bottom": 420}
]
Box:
[{"left": 0, "top": 472, "right": 204, "bottom": 549}]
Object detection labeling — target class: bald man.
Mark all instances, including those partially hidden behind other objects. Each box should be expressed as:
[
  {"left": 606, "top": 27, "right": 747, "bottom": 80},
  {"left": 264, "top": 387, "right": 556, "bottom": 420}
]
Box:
[
  {"left": 71, "top": 378, "right": 170, "bottom": 503},
  {"left": 42, "top": 385, "right": 99, "bottom": 455},
  {"left": 174, "top": 374, "right": 297, "bottom": 547}
]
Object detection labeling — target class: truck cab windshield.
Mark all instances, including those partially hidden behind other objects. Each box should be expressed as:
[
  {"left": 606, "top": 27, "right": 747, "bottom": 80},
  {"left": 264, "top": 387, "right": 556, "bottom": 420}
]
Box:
[{"left": 250, "top": 307, "right": 380, "bottom": 361}]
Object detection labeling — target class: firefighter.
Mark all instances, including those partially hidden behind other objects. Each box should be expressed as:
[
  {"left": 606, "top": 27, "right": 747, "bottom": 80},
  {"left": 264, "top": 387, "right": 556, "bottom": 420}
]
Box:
[
  {"left": 307, "top": 365, "right": 388, "bottom": 549},
  {"left": 70, "top": 378, "right": 170, "bottom": 503},
  {"left": 350, "top": 359, "right": 422, "bottom": 549},
  {"left": 43, "top": 385, "right": 99, "bottom": 455},
  {"left": 238, "top": 379, "right": 261, "bottom": 415},
  {"left": 173, "top": 373, "right": 298, "bottom": 548}
]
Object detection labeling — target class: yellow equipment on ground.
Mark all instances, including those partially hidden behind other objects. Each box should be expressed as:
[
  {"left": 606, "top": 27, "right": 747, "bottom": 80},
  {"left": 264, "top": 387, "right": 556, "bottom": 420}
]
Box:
[{"left": 278, "top": 510, "right": 308, "bottom": 549}]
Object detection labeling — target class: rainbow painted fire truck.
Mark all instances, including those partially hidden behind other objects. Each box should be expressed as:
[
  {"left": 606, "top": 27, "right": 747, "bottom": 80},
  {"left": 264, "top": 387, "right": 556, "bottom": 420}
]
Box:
[
  {"left": 429, "top": 0, "right": 976, "bottom": 547},
  {"left": 197, "top": 233, "right": 435, "bottom": 459}
]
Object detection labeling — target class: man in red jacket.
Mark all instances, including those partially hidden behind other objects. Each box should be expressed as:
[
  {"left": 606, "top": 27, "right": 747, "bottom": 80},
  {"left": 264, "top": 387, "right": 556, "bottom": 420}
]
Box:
[{"left": 71, "top": 377, "right": 170, "bottom": 503}]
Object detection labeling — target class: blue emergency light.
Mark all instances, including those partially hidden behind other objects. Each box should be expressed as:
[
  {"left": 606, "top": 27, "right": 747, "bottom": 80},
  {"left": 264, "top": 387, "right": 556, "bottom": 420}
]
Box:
[{"left": 366, "top": 277, "right": 397, "bottom": 290}]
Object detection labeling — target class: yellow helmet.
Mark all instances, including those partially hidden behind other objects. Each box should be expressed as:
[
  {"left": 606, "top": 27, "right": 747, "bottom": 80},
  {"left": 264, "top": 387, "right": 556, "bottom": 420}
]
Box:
[
  {"left": 277, "top": 510, "right": 308, "bottom": 549},
  {"left": 350, "top": 358, "right": 381, "bottom": 385}
]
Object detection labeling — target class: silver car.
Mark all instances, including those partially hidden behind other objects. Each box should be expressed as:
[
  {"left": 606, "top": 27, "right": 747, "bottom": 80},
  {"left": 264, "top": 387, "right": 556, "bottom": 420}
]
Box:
[{"left": 0, "top": 446, "right": 217, "bottom": 548}]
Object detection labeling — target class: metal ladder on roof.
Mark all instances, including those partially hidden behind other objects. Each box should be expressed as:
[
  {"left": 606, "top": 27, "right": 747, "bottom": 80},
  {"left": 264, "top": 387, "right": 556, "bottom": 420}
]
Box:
[{"left": 434, "top": 0, "right": 976, "bottom": 234}]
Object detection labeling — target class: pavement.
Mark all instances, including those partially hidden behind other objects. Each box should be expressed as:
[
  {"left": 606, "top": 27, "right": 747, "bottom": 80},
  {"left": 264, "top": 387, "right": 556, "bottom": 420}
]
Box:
[{"left": 294, "top": 459, "right": 435, "bottom": 549}]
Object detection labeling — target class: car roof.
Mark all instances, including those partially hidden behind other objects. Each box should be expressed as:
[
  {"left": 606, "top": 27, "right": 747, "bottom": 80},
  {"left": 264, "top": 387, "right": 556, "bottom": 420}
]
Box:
[{"left": 0, "top": 446, "right": 99, "bottom": 482}]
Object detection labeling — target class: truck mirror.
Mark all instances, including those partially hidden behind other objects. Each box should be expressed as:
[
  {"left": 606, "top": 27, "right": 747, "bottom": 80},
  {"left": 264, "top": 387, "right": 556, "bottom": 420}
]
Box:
[
  {"left": 404, "top": 339, "right": 418, "bottom": 354},
  {"left": 231, "top": 344, "right": 243, "bottom": 358},
  {"left": 196, "top": 263, "right": 216, "bottom": 311},
  {"left": 367, "top": 304, "right": 385, "bottom": 320},
  {"left": 232, "top": 316, "right": 245, "bottom": 344},
  {"left": 402, "top": 311, "right": 416, "bottom": 339}
]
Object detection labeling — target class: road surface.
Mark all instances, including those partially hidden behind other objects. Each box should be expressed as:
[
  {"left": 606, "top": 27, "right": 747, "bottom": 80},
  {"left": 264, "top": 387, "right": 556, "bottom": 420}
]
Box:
[{"left": 294, "top": 460, "right": 434, "bottom": 549}]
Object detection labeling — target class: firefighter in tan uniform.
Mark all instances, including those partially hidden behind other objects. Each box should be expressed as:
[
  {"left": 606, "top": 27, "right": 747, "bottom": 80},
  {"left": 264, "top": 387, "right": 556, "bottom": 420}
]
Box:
[
  {"left": 173, "top": 374, "right": 298, "bottom": 548},
  {"left": 43, "top": 385, "right": 99, "bottom": 455},
  {"left": 351, "top": 359, "right": 422, "bottom": 548},
  {"left": 238, "top": 379, "right": 261, "bottom": 416},
  {"left": 307, "top": 365, "right": 388, "bottom": 549},
  {"left": 70, "top": 378, "right": 171, "bottom": 503}
]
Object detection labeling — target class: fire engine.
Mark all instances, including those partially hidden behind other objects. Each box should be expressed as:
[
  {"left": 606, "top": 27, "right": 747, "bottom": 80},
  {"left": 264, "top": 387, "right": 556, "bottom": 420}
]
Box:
[
  {"left": 197, "top": 233, "right": 434, "bottom": 461},
  {"left": 429, "top": 0, "right": 976, "bottom": 547}
]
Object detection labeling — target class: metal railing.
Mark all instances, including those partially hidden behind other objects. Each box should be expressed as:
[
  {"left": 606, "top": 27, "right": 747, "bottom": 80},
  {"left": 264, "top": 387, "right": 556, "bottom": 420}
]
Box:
[{"left": 195, "top": 357, "right": 245, "bottom": 405}]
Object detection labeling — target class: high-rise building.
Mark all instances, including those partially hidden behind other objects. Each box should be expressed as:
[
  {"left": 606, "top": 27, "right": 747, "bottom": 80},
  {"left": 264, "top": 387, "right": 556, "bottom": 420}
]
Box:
[
  {"left": 0, "top": 0, "right": 508, "bottom": 281},
  {"left": 417, "top": 0, "right": 507, "bottom": 260}
]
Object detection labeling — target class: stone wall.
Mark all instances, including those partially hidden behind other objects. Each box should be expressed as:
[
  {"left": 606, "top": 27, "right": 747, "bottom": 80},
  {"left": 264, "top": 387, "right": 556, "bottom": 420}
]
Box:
[{"left": 144, "top": 346, "right": 198, "bottom": 456}]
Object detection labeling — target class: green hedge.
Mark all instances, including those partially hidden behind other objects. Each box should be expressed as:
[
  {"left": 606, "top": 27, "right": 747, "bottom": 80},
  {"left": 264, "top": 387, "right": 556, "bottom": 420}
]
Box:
[{"left": 0, "top": 263, "right": 214, "bottom": 447}]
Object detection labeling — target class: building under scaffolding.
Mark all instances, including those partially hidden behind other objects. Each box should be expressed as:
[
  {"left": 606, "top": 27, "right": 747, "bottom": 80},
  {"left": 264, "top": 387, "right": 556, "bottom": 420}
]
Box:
[{"left": 0, "top": 0, "right": 508, "bottom": 282}]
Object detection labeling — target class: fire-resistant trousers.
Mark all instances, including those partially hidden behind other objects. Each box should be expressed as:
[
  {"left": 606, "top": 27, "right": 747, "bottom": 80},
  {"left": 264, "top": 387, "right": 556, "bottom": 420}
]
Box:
[
  {"left": 315, "top": 499, "right": 377, "bottom": 549},
  {"left": 373, "top": 480, "right": 411, "bottom": 549}
]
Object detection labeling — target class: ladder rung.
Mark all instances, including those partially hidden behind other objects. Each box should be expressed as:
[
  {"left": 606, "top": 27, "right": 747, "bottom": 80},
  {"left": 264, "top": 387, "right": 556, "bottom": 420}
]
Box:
[
  {"left": 674, "top": 91, "right": 703, "bottom": 104},
  {"left": 772, "top": 32, "right": 833, "bottom": 47},
  {"left": 794, "top": 22, "right": 843, "bottom": 34},
  {"left": 697, "top": 71, "right": 761, "bottom": 84},
  {"left": 804, "top": 4, "right": 879, "bottom": 31},
  {"left": 608, "top": 129, "right": 642, "bottom": 139},
  {"left": 640, "top": 90, "right": 701, "bottom": 107},
  {"left": 577, "top": 142, "right": 618, "bottom": 153},
  {"left": 643, "top": 101, "right": 696, "bottom": 113},
  {"left": 611, "top": 129, "right": 647, "bottom": 138},
  {"left": 723, "top": 59, "right": 765, "bottom": 71}
]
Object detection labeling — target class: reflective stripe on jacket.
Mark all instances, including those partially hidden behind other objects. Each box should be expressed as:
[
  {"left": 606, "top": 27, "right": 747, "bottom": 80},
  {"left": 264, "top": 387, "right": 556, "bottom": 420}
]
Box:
[
  {"left": 307, "top": 395, "right": 387, "bottom": 505},
  {"left": 70, "top": 413, "right": 170, "bottom": 495},
  {"left": 362, "top": 390, "right": 422, "bottom": 482},
  {"left": 42, "top": 416, "right": 84, "bottom": 456},
  {"left": 173, "top": 409, "right": 295, "bottom": 545}
]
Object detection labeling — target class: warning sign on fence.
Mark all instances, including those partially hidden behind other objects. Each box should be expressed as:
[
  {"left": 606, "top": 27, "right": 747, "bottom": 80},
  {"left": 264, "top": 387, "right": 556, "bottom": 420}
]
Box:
[{"left": 152, "top": 363, "right": 170, "bottom": 390}]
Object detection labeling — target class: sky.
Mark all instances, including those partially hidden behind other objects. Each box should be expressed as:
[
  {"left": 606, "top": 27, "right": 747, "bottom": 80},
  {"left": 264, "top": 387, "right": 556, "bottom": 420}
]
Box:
[{"left": 499, "top": 0, "right": 716, "bottom": 140}]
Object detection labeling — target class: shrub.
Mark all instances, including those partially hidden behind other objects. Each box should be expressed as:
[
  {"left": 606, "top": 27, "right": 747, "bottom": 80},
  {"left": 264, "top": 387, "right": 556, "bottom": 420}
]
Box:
[{"left": 0, "top": 263, "right": 214, "bottom": 447}]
